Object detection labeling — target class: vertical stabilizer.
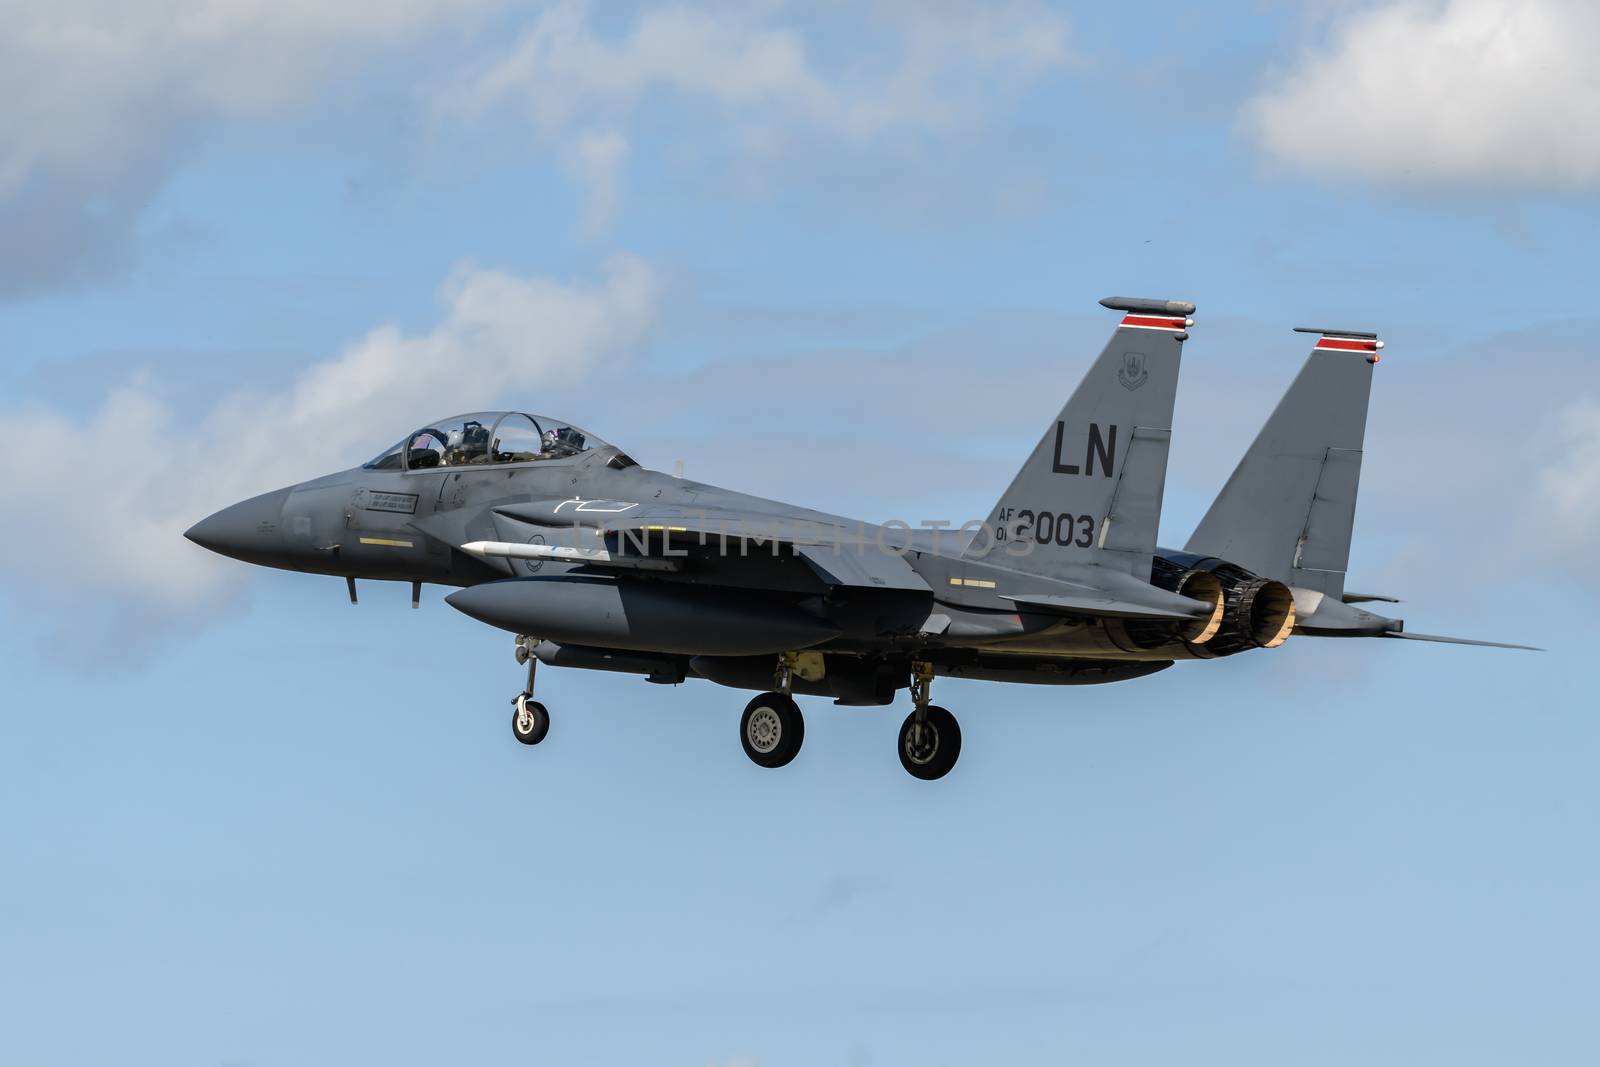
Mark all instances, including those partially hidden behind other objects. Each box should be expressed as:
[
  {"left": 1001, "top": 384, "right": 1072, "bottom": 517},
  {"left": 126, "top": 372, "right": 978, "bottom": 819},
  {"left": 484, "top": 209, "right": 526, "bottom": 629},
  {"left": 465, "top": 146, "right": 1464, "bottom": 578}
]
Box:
[
  {"left": 963, "top": 297, "right": 1195, "bottom": 579},
  {"left": 1184, "top": 328, "right": 1382, "bottom": 598}
]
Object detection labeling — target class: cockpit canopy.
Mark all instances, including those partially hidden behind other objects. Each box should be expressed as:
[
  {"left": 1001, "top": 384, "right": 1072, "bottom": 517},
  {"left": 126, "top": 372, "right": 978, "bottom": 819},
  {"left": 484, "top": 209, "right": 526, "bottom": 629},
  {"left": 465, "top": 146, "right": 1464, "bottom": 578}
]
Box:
[{"left": 363, "top": 412, "right": 606, "bottom": 471}]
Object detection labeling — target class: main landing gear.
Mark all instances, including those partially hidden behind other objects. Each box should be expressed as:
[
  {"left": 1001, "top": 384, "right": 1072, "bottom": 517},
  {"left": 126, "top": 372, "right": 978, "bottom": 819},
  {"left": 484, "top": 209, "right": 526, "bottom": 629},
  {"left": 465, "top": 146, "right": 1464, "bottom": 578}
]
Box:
[
  {"left": 511, "top": 636, "right": 549, "bottom": 746},
  {"left": 898, "top": 661, "right": 961, "bottom": 781},
  {"left": 739, "top": 653, "right": 805, "bottom": 769},
  {"left": 740, "top": 692, "right": 804, "bottom": 768},
  {"left": 736, "top": 656, "right": 961, "bottom": 780}
]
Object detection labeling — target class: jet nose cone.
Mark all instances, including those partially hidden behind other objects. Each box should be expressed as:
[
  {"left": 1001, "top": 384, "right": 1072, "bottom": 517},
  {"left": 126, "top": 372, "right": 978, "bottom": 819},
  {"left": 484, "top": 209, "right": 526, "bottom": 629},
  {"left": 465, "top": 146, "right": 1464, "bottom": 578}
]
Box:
[
  {"left": 444, "top": 584, "right": 509, "bottom": 629},
  {"left": 185, "top": 487, "right": 293, "bottom": 564}
]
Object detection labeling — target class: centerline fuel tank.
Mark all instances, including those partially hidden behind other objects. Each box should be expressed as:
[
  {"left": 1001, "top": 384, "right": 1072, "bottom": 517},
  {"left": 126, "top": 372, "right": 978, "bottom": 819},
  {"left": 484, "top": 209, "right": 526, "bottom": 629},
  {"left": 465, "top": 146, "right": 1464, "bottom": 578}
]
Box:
[{"left": 445, "top": 576, "right": 840, "bottom": 656}]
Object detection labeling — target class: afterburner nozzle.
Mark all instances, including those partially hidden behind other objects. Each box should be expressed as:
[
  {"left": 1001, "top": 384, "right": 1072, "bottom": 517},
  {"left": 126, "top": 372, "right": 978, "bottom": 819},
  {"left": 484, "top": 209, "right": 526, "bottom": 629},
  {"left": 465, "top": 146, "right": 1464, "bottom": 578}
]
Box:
[
  {"left": 1241, "top": 578, "right": 1296, "bottom": 649},
  {"left": 1176, "top": 571, "right": 1226, "bottom": 645}
]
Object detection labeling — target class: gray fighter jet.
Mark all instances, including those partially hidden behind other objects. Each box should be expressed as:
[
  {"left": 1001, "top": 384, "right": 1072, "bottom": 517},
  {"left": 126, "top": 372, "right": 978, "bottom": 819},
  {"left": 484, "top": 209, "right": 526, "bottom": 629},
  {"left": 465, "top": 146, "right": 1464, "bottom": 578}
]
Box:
[{"left": 187, "top": 297, "right": 1532, "bottom": 780}]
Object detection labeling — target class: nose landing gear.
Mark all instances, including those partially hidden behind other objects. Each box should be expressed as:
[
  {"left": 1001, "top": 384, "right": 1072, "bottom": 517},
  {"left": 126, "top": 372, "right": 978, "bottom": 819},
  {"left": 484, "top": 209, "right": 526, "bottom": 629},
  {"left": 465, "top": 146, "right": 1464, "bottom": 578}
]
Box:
[
  {"left": 510, "top": 635, "right": 549, "bottom": 746},
  {"left": 898, "top": 661, "right": 960, "bottom": 780}
]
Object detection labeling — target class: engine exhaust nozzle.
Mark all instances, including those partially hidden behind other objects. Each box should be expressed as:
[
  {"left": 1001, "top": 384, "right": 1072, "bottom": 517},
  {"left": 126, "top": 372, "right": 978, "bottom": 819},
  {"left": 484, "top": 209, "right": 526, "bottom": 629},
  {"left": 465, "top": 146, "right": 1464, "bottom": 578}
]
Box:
[
  {"left": 1176, "top": 571, "right": 1226, "bottom": 645},
  {"left": 1238, "top": 578, "right": 1296, "bottom": 649}
]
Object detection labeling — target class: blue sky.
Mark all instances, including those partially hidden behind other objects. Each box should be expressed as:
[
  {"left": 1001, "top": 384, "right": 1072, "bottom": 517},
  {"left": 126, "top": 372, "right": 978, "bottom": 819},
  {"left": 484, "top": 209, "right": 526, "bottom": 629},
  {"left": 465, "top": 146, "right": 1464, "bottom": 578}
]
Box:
[{"left": 2, "top": 2, "right": 1597, "bottom": 1064}]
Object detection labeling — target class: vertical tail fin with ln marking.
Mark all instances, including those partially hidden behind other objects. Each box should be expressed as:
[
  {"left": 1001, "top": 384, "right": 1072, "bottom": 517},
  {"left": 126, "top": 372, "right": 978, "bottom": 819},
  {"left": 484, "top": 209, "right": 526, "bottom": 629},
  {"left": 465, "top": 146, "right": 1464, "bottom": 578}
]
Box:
[
  {"left": 1184, "top": 327, "right": 1383, "bottom": 599},
  {"left": 963, "top": 297, "right": 1195, "bottom": 580}
]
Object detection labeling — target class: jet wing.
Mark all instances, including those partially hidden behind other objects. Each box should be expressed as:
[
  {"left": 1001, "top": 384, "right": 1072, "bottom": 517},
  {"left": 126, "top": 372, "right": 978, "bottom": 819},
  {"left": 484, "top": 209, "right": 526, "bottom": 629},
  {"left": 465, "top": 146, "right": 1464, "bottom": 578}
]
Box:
[
  {"left": 487, "top": 499, "right": 931, "bottom": 594},
  {"left": 794, "top": 544, "right": 931, "bottom": 593},
  {"left": 458, "top": 538, "right": 933, "bottom": 594},
  {"left": 493, "top": 499, "right": 866, "bottom": 547},
  {"left": 489, "top": 500, "right": 1210, "bottom": 612}
]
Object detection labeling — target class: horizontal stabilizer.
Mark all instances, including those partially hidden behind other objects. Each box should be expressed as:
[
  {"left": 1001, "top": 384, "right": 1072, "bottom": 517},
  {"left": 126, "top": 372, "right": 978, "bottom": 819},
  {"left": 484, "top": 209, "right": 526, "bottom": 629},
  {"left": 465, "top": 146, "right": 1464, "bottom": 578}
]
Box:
[
  {"left": 1343, "top": 591, "right": 1400, "bottom": 604},
  {"left": 1382, "top": 630, "right": 1542, "bottom": 652}
]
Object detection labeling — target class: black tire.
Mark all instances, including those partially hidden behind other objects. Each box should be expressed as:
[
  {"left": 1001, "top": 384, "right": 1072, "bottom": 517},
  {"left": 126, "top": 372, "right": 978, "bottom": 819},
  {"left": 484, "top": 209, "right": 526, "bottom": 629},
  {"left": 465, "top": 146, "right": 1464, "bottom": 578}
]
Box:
[
  {"left": 898, "top": 705, "right": 961, "bottom": 780},
  {"left": 740, "top": 692, "right": 804, "bottom": 768},
  {"left": 512, "top": 698, "right": 550, "bottom": 746}
]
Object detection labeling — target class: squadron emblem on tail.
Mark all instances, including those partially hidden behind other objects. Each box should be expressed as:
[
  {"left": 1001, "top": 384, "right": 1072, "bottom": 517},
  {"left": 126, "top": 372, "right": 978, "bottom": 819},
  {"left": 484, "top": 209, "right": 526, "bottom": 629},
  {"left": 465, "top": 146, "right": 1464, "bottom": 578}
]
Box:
[{"left": 1117, "top": 351, "right": 1149, "bottom": 390}]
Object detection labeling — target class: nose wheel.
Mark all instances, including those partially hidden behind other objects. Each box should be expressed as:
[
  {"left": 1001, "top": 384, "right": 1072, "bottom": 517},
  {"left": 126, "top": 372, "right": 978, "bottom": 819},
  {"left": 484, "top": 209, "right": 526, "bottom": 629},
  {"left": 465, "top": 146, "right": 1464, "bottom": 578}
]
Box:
[
  {"left": 512, "top": 693, "right": 550, "bottom": 746},
  {"left": 510, "top": 635, "right": 549, "bottom": 746},
  {"left": 899, "top": 662, "right": 960, "bottom": 780}
]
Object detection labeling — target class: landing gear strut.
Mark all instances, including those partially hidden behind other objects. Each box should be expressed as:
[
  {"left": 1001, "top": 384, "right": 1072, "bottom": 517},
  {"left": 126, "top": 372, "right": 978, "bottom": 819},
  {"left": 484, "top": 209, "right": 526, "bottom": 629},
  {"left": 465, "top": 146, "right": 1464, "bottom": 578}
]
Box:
[
  {"left": 739, "top": 654, "right": 805, "bottom": 768},
  {"left": 898, "top": 661, "right": 960, "bottom": 780},
  {"left": 511, "top": 635, "right": 549, "bottom": 746}
]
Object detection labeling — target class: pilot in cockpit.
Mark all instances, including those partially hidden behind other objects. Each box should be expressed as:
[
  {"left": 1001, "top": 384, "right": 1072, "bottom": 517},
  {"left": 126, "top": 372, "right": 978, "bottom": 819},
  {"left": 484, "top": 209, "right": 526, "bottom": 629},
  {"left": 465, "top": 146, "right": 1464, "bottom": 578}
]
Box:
[
  {"left": 445, "top": 420, "right": 492, "bottom": 465},
  {"left": 363, "top": 413, "right": 599, "bottom": 472},
  {"left": 540, "top": 426, "right": 587, "bottom": 458}
]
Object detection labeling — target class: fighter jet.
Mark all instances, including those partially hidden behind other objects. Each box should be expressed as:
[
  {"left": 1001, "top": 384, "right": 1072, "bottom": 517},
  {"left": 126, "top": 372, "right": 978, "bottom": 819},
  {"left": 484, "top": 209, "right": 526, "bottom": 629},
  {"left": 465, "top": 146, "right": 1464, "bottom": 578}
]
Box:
[{"left": 186, "top": 297, "right": 1532, "bottom": 780}]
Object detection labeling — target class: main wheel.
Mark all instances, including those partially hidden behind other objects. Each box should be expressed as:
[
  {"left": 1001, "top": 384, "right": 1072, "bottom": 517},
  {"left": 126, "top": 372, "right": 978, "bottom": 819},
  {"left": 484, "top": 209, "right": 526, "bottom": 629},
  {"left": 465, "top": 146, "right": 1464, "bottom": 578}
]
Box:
[
  {"left": 898, "top": 705, "right": 961, "bottom": 780},
  {"left": 512, "top": 694, "right": 550, "bottom": 746},
  {"left": 740, "top": 692, "right": 804, "bottom": 768}
]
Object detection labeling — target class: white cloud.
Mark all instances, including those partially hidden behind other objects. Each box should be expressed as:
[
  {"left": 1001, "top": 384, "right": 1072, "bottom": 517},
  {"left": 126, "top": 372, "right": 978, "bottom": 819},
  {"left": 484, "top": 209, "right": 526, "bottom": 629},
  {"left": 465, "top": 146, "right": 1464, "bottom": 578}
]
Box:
[
  {"left": 1535, "top": 397, "right": 1600, "bottom": 557},
  {"left": 448, "top": 0, "right": 1071, "bottom": 136},
  {"left": 0, "top": 256, "right": 657, "bottom": 629},
  {"left": 0, "top": 1, "right": 1072, "bottom": 288},
  {"left": 1242, "top": 0, "right": 1600, "bottom": 187},
  {"left": 443, "top": 0, "right": 1071, "bottom": 225},
  {"left": 0, "top": 0, "right": 495, "bottom": 294},
  {"left": 0, "top": 0, "right": 492, "bottom": 194},
  {"left": 451, "top": 2, "right": 831, "bottom": 131}
]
